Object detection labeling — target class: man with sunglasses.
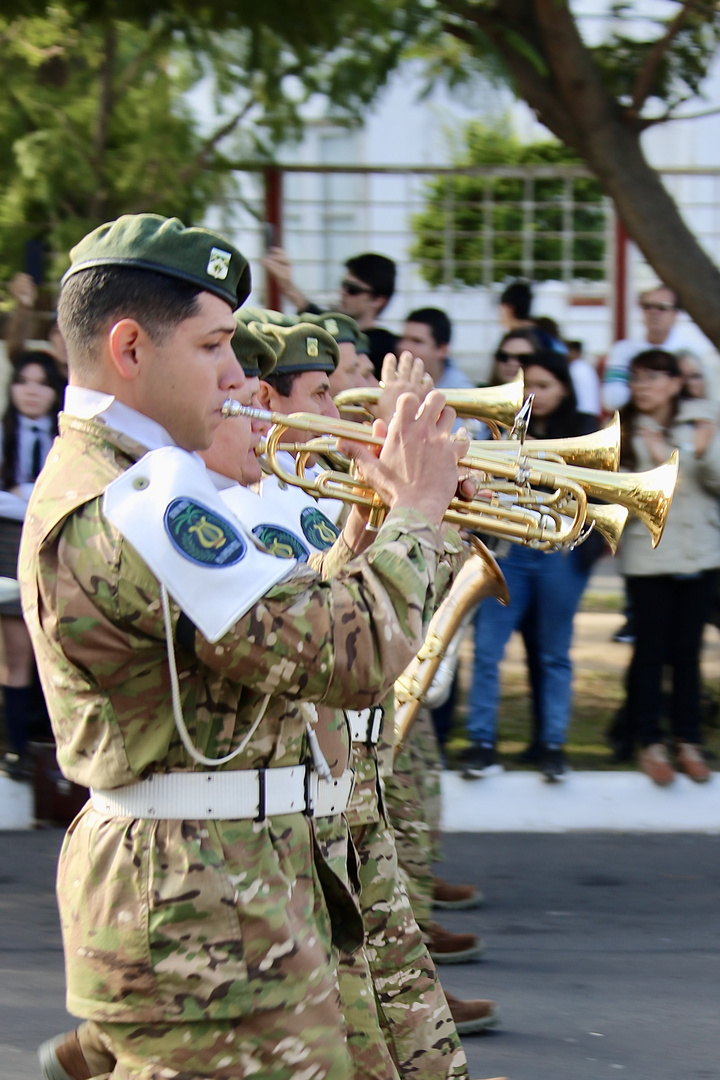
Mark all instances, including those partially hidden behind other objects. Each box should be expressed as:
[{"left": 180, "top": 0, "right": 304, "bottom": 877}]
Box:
[
  {"left": 263, "top": 247, "right": 398, "bottom": 376},
  {"left": 602, "top": 285, "right": 701, "bottom": 412}
]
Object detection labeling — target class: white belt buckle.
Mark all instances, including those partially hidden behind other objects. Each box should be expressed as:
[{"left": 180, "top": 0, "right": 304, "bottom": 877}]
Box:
[{"left": 346, "top": 707, "right": 384, "bottom": 746}]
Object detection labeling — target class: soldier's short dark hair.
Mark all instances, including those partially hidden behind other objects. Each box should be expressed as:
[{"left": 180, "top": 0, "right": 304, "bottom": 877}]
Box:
[
  {"left": 345, "top": 254, "right": 396, "bottom": 301},
  {"left": 405, "top": 307, "right": 451, "bottom": 347},
  {"left": 58, "top": 266, "right": 203, "bottom": 373},
  {"left": 261, "top": 369, "right": 302, "bottom": 399}
]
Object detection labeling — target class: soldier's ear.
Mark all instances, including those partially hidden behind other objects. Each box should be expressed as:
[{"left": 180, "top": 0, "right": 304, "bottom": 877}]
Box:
[
  {"left": 107, "top": 318, "right": 147, "bottom": 383},
  {"left": 256, "top": 381, "right": 273, "bottom": 409}
]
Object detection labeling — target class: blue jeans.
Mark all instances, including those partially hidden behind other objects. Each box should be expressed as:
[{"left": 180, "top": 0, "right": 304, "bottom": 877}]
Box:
[{"left": 467, "top": 544, "right": 591, "bottom": 748}]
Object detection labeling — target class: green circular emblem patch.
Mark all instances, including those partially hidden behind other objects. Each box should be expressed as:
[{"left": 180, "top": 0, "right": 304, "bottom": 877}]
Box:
[
  {"left": 164, "top": 498, "right": 246, "bottom": 568},
  {"left": 252, "top": 524, "right": 309, "bottom": 562},
  {"left": 300, "top": 507, "right": 340, "bottom": 550}
]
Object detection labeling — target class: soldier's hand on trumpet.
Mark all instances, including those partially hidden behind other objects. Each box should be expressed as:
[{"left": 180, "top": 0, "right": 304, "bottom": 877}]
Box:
[{"left": 338, "top": 390, "right": 469, "bottom": 527}]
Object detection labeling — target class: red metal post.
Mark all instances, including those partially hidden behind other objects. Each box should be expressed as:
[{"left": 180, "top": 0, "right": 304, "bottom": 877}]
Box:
[
  {"left": 264, "top": 167, "right": 283, "bottom": 310},
  {"left": 613, "top": 215, "right": 629, "bottom": 342}
]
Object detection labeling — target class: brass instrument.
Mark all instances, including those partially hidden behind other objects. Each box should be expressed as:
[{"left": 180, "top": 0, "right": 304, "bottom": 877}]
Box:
[
  {"left": 394, "top": 537, "right": 509, "bottom": 752},
  {"left": 468, "top": 413, "right": 621, "bottom": 472},
  {"left": 334, "top": 372, "right": 525, "bottom": 438},
  {"left": 277, "top": 411, "right": 620, "bottom": 475},
  {"left": 222, "top": 400, "right": 678, "bottom": 551}
]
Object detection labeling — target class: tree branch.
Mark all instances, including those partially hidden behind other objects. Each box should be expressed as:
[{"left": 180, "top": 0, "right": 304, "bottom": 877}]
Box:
[
  {"left": 114, "top": 23, "right": 171, "bottom": 104},
  {"left": 440, "top": 10, "right": 584, "bottom": 151},
  {"left": 88, "top": 18, "right": 116, "bottom": 220},
  {"left": 629, "top": 0, "right": 698, "bottom": 117},
  {"left": 128, "top": 99, "right": 256, "bottom": 213},
  {"left": 657, "top": 103, "right": 720, "bottom": 123}
]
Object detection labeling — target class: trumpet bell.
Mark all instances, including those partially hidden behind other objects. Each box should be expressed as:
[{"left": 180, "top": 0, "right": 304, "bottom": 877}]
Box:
[{"left": 468, "top": 413, "right": 621, "bottom": 472}]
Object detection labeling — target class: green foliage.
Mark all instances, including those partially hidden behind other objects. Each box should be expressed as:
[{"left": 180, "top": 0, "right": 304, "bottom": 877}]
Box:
[
  {"left": 410, "top": 124, "right": 607, "bottom": 288},
  {"left": 593, "top": 2, "right": 720, "bottom": 114},
  {"left": 0, "top": 9, "right": 236, "bottom": 284}
]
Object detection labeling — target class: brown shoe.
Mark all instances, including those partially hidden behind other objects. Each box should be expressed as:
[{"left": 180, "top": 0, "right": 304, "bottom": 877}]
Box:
[
  {"left": 433, "top": 876, "right": 484, "bottom": 910},
  {"left": 675, "top": 742, "right": 711, "bottom": 783},
  {"left": 639, "top": 743, "right": 675, "bottom": 786},
  {"left": 445, "top": 990, "right": 499, "bottom": 1033},
  {"left": 426, "top": 920, "right": 484, "bottom": 963},
  {"left": 39, "top": 1032, "right": 92, "bottom": 1080}
]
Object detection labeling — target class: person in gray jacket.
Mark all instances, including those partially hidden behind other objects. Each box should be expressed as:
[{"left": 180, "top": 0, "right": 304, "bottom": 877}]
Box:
[{"left": 619, "top": 348, "right": 720, "bottom": 786}]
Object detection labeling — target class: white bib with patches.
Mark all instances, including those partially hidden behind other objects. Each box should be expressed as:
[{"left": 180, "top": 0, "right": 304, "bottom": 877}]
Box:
[{"left": 103, "top": 447, "right": 296, "bottom": 643}]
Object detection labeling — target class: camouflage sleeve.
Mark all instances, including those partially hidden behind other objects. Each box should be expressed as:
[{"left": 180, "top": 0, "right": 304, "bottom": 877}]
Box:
[
  {"left": 58, "top": 503, "right": 448, "bottom": 713},
  {"left": 433, "top": 525, "right": 466, "bottom": 607},
  {"left": 307, "top": 529, "right": 357, "bottom": 580}
]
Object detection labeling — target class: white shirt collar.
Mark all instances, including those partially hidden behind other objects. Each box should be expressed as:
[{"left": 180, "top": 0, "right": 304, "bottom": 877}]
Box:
[{"left": 64, "top": 386, "right": 177, "bottom": 452}]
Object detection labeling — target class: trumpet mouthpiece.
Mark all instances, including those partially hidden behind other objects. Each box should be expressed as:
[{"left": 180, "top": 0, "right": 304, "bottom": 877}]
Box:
[{"left": 221, "top": 400, "right": 273, "bottom": 421}]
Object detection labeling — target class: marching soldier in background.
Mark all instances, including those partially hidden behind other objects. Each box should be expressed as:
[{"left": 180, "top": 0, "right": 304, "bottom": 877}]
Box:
[
  {"left": 250, "top": 314, "right": 501, "bottom": 1079},
  {"left": 21, "top": 213, "right": 473, "bottom": 1080}
]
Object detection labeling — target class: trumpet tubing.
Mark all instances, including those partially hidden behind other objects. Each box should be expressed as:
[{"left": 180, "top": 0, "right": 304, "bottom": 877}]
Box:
[{"left": 333, "top": 372, "right": 525, "bottom": 437}]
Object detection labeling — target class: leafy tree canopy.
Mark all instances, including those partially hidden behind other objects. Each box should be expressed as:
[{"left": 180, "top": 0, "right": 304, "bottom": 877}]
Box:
[{"left": 0, "top": 0, "right": 417, "bottom": 287}]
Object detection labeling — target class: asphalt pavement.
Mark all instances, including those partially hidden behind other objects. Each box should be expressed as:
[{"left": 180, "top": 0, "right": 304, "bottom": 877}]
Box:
[{"left": 1, "top": 828, "right": 718, "bottom": 1080}]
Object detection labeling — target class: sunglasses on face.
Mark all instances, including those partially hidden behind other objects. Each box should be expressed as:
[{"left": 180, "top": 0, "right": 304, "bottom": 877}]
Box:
[
  {"left": 340, "top": 279, "right": 374, "bottom": 297},
  {"left": 495, "top": 350, "right": 526, "bottom": 362},
  {"left": 640, "top": 302, "right": 676, "bottom": 312}
]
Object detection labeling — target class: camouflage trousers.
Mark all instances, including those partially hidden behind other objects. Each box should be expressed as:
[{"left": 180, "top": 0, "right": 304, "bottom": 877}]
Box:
[
  {"left": 92, "top": 994, "right": 353, "bottom": 1079},
  {"left": 383, "top": 709, "right": 442, "bottom": 930},
  {"left": 346, "top": 814, "right": 468, "bottom": 1080}
]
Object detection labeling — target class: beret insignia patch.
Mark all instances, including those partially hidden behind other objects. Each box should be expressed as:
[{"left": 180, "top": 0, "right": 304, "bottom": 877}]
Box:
[
  {"left": 307, "top": 337, "right": 319, "bottom": 357},
  {"left": 207, "top": 247, "right": 232, "bottom": 280}
]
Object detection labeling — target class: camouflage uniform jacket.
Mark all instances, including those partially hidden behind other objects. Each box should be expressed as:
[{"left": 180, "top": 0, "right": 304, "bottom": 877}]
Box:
[
  {"left": 18, "top": 415, "right": 448, "bottom": 1024},
  {"left": 310, "top": 527, "right": 466, "bottom": 827}
]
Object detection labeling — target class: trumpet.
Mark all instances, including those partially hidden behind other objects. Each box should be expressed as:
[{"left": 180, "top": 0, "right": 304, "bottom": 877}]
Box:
[
  {"left": 394, "top": 536, "right": 509, "bottom": 752},
  {"left": 221, "top": 400, "right": 678, "bottom": 551},
  {"left": 333, "top": 372, "right": 525, "bottom": 438},
  {"left": 291, "top": 412, "right": 621, "bottom": 476}
]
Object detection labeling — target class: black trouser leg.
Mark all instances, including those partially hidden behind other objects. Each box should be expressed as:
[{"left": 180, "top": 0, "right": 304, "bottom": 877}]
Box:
[
  {"left": 625, "top": 576, "right": 674, "bottom": 748},
  {"left": 668, "top": 571, "right": 716, "bottom": 745},
  {"left": 2, "top": 685, "right": 31, "bottom": 756}
]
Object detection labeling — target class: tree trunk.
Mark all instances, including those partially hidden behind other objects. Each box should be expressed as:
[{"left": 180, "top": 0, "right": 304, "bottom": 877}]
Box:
[
  {"left": 470, "top": 0, "right": 720, "bottom": 347},
  {"left": 88, "top": 18, "right": 116, "bottom": 221}
]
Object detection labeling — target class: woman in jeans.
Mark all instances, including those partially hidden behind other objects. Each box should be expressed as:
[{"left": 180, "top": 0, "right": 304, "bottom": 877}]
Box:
[
  {"left": 619, "top": 348, "right": 720, "bottom": 785},
  {"left": 462, "top": 350, "right": 601, "bottom": 782}
]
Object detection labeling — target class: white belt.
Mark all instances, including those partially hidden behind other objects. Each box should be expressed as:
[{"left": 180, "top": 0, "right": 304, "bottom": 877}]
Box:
[
  {"left": 90, "top": 765, "right": 355, "bottom": 821},
  {"left": 346, "top": 707, "right": 384, "bottom": 746}
]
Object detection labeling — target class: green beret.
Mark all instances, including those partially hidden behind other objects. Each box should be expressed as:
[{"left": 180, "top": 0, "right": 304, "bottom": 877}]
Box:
[
  {"left": 63, "top": 214, "right": 251, "bottom": 309},
  {"left": 231, "top": 319, "right": 277, "bottom": 377},
  {"left": 299, "top": 310, "right": 360, "bottom": 345},
  {"left": 356, "top": 331, "right": 370, "bottom": 356},
  {"left": 236, "top": 305, "right": 299, "bottom": 328},
  {"left": 252, "top": 321, "right": 339, "bottom": 375}
]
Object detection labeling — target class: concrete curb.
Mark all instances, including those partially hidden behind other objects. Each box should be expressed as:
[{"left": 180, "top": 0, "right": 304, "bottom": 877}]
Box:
[
  {"left": 441, "top": 769, "right": 720, "bottom": 832},
  {"left": 0, "top": 775, "right": 34, "bottom": 829}
]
